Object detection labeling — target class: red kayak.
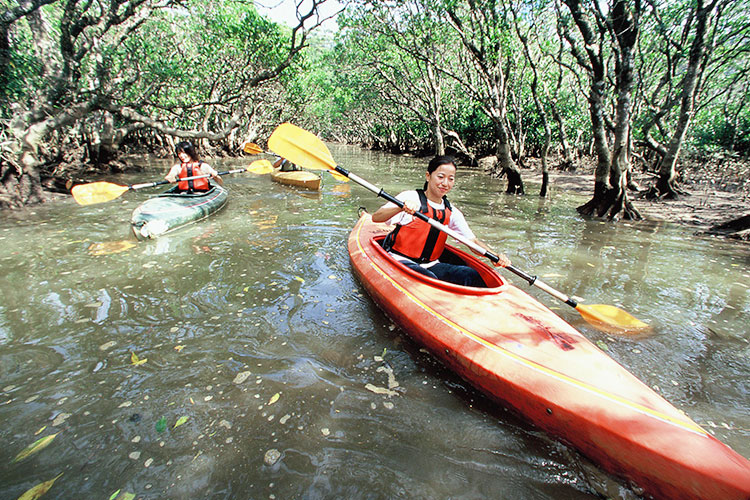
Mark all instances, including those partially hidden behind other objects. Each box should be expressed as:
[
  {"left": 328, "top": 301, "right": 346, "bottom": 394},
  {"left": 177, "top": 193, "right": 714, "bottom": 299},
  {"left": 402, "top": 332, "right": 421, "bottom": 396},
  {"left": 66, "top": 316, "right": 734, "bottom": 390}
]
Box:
[{"left": 348, "top": 213, "right": 750, "bottom": 500}]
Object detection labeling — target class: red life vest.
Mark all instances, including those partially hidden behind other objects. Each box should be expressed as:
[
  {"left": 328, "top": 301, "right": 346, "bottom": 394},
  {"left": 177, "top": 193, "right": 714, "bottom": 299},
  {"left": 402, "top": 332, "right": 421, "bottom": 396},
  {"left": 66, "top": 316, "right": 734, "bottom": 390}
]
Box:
[
  {"left": 385, "top": 189, "right": 452, "bottom": 263},
  {"left": 177, "top": 162, "right": 210, "bottom": 192}
]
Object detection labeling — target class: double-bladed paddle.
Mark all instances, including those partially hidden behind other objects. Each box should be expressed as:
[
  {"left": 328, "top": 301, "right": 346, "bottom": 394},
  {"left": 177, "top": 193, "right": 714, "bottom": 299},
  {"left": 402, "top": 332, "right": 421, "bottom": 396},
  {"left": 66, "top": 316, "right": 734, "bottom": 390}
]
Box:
[
  {"left": 71, "top": 160, "right": 274, "bottom": 206},
  {"left": 268, "top": 122, "right": 649, "bottom": 334}
]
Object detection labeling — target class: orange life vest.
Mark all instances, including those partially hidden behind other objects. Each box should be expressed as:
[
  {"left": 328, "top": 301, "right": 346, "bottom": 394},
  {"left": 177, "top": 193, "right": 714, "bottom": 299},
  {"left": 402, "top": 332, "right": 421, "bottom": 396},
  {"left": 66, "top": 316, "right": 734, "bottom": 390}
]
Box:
[
  {"left": 177, "top": 162, "right": 210, "bottom": 192},
  {"left": 384, "top": 189, "right": 452, "bottom": 263}
]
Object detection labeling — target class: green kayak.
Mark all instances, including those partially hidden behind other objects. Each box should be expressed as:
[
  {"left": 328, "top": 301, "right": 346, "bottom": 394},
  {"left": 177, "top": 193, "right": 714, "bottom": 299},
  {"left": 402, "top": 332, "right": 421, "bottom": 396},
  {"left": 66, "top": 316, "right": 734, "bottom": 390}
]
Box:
[{"left": 130, "top": 185, "right": 228, "bottom": 240}]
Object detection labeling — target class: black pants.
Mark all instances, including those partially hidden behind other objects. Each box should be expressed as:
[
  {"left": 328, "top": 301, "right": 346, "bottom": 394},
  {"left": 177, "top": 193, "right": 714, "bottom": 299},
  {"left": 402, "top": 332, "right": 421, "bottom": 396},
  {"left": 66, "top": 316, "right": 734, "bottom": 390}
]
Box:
[{"left": 401, "top": 260, "right": 485, "bottom": 287}]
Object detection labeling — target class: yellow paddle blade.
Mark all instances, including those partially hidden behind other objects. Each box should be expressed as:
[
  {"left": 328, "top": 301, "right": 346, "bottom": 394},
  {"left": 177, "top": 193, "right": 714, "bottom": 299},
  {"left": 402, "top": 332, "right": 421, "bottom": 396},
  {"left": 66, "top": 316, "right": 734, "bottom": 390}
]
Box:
[
  {"left": 242, "top": 142, "right": 264, "bottom": 154},
  {"left": 71, "top": 182, "right": 130, "bottom": 205},
  {"left": 268, "top": 123, "right": 337, "bottom": 172},
  {"left": 576, "top": 303, "right": 650, "bottom": 334},
  {"left": 247, "top": 159, "right": 273, "bottom": 174},
  {"left": 328, "top": 169, "right": 349, "bottom": 182}
]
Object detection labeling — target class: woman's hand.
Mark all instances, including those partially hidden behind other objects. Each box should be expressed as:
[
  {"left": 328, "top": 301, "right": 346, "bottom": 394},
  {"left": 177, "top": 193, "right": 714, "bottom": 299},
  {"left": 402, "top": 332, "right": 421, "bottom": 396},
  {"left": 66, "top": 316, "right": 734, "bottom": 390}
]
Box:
[
  {"left": 473, "top": 239, "right": 511, "bottom": 267},
  {"left": 492, "top": 253, "right": 511, "bottom": 268},
  {"left": 372, "top": 198, "right": 419, "bottom": 223},
  {"left": 402, "top": 199, "right": 420, "bottom": 215}
]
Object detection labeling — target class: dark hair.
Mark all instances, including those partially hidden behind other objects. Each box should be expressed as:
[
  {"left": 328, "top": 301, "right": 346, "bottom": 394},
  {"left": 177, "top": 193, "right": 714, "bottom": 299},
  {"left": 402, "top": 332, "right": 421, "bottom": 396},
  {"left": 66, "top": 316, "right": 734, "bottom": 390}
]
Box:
[
  {"left": 424, "top": 155, "right": 457, "bottom": 190},
  {"left": 175, "top": 141, "right": 200, "bottom": 162}
]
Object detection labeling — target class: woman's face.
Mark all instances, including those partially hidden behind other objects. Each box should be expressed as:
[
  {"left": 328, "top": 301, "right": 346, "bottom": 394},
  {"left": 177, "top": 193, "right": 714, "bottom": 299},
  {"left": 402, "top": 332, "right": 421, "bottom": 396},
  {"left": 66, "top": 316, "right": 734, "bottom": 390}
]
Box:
[
  {"left": 425, "top": 163, "right": 456, "bottom": 200},
  {"left": 177, "top": 151, "right": 191, "bottom": 163}
]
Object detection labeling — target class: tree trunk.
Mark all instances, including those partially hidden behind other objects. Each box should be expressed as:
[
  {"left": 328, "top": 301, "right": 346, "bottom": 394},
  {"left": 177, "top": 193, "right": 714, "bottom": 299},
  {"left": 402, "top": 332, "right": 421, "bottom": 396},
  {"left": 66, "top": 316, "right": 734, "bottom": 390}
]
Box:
[
  {"left": 567, "top": 0, "right": 641, "bottom": 220},
  {"left": 0, "top": 162, "right": 46, "bottom": 208},
  {"left": 445, "top": 5, "right": 523, "bottom": 195},
  {"left": 652, "top": 0, "right": 714, "bottom": 199},
  {"left": 495, "top": 117, "right": 524, "bottom": 194},
  {"left": 442, "top": 128, "right": 474, "bottom": 165},
  {"left": 514, "top": 11, "right": 551, "bottom": 197},
  {"left": 432, "top": 118, "right": 445, "bottom": 156},
  {"left": 426, "top": 63, "right": 445, "bottom": 156},
  {"left": 605, "top": 0, "right": 641, "bottom": 221},
  {"left": 576, "top": 76, "right": 612, "bottom": 216},
  {"left": 549, "top": 40, "right": 575, "bottom": 171},
  {"left": 551, "top": 101, "right": 575, "bottom": 170}
]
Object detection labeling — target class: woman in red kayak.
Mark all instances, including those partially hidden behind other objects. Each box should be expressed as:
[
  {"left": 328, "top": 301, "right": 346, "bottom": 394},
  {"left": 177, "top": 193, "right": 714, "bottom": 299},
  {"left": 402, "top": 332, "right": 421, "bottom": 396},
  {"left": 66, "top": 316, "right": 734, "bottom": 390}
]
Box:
[
  {"left": 371, "top": 155, "right": 510, "bottom": 287},
  {"left": 165, "top": 141, "right": 223, "bottom": 193}
]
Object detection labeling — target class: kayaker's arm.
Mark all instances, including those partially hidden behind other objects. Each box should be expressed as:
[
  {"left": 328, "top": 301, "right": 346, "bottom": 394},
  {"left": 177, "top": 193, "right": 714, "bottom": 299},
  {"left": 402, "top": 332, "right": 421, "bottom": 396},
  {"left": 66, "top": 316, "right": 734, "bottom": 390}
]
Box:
[
  {"left": 202, "top": 162, "right": 224, "bottom": 186},
  {"left": 371, "top": 198, "right": 420, "bottom": 223},
  {"left": 165, "top": 163, "right": 180, "bottom": 183}
]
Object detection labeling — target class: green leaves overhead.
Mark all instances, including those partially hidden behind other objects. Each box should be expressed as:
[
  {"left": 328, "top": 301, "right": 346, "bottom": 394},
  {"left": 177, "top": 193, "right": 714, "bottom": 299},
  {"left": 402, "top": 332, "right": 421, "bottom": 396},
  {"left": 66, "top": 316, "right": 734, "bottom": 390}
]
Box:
[
  {"left": 117, "top": 0, "right": 295, "bottom": 128},
  {"left": 304, "top": 0, "right": 750, "bottom": 160}
]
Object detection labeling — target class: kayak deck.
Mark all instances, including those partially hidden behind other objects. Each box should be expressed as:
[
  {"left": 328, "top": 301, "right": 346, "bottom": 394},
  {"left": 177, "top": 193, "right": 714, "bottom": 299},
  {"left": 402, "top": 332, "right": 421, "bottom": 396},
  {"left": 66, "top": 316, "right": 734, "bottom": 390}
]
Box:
[
  {"left": 348, "top": 213, "right": 750, "bottom": 500},
  {"left": 130, "top": 185, "right": 228, "bottom": 240}
]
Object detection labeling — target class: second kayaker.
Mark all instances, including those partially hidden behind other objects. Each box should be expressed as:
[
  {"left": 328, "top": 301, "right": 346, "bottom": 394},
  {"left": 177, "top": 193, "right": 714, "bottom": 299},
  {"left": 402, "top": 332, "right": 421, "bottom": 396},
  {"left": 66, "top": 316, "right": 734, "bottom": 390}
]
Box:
[
  {"left": 166, "top": 141, "right": 223, "bottom": 193},
  {"left": 371, "top": 155, "right": 510, "bottom": 287},
  {"left": 273, "top": 156, "right": 302, "bottom": 172}
]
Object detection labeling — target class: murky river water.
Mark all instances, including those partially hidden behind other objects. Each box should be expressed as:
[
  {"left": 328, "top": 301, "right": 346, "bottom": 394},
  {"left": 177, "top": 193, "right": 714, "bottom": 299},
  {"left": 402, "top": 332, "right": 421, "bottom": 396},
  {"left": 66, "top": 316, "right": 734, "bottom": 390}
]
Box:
[{"left": 1, "top": 144, "right": 748, "bottom": 499}]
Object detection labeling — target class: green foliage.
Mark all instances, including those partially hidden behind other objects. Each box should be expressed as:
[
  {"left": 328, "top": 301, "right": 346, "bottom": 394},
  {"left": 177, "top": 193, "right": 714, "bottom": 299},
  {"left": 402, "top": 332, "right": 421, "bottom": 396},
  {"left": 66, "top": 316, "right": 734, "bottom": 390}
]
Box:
[
  {"left": 112, "top": 0, "right": 295, "bottom": 132},
  {"left": 692, "top": 108, "right": 750, "bottom": 154},
  {"left": 1, "top": 35, "right": 43, "bottom": 107},
  {"left": 4, "top": 0, "right": 747, "bottom": 170}
]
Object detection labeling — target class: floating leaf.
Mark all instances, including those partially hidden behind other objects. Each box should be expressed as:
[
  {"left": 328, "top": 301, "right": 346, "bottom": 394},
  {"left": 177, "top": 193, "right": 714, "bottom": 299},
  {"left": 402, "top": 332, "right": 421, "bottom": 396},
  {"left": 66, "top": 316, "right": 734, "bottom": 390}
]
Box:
[
  {"left": 130, "top": 352, "right": 147, "bottom": 366},
  {"left": 34, "top": 426, "right": 47, "bottom": 436},
  {"left": 99, "top": 341, "right": 116, "bottom": 351},
  {"left": 52, "top": 413, "right": 71, "bottom": 427},
  {"left": 13, "top": 433, "right": 59, "bottom": 463},
  {"left": 232, "top": 371, "right": 252, "bottom": 385},
  {"left": 173, "top": 416, "right": 189, "bottom": 429},
  {"left": 268, "top": 393, "right": 280, "bottom": 405},
  {"left": 155, "top": 417, "right": 167, "bottom": 433},
  {"left": 17, "top": 473, "right": 63, "bottom": 500},
  {"left": 174, "top": 345, "right": 185, "bottom": 352},
  {"left": 109, "top": 491, "right": 135, "bottom": 500},
  {"left": 293, "top": 276, "right": 305, "bottom": 283},
  {"left": 365, "top": 383, "right": 398, "bottom": 397}
]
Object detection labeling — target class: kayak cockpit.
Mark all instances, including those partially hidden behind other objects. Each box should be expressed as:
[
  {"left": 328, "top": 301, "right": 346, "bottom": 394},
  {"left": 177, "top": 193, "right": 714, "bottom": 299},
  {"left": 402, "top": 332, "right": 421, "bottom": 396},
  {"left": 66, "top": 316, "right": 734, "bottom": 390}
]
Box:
[
  {"left": 369, "top": 235, "right": 506, "bottom": 294},
  {"left": 159, "top": 185, "right": 220, "bottom": 197}
]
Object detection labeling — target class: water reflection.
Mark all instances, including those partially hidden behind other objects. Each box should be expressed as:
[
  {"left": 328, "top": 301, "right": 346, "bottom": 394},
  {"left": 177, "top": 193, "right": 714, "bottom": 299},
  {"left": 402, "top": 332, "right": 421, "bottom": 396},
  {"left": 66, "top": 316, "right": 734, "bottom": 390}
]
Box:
[{"left": 0, "top": 148, "right": 747, "bottom": 499}]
